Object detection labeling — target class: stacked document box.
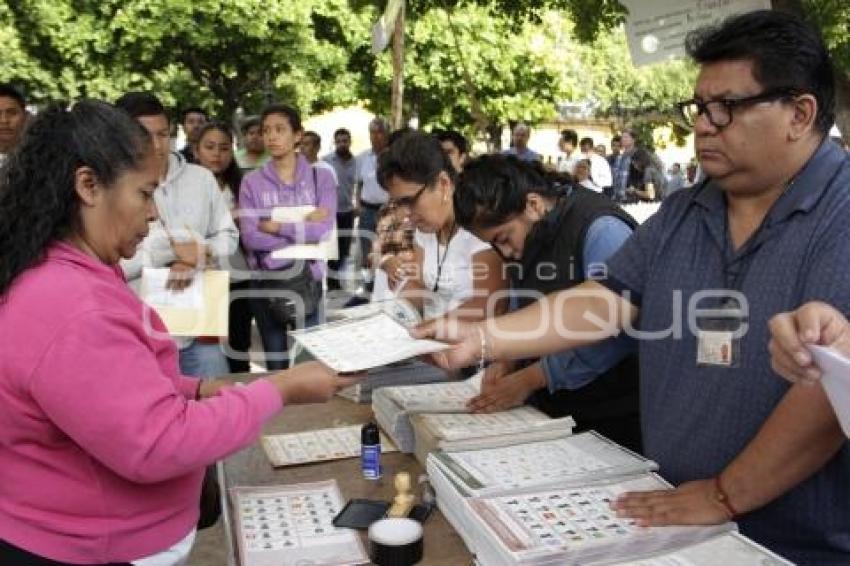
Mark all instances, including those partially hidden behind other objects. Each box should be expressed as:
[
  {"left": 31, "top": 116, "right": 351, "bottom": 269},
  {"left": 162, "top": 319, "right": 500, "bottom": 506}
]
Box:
[{"left": 427, "top": 433, "right": 794, "bottom": 565}]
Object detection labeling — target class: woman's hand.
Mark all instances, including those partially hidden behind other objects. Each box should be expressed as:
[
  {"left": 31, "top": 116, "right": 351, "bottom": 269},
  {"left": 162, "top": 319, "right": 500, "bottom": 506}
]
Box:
[
  {"left": 259, "top": 219, "right": 282, "bottom": 234},
  {"left": 269, "top": 361, "right": 365, "bottom": 404},
  {"left": 768, "top": 301, "right": 850, "bottom": 384},
  {"left": 304, "top": 208, "right": 330, "bottom": 222},
  {"left": 381, "top": 251, "right": 417, "bottom": 286},
  {"left": 467, "top": 363, "right": 545, "bottom": 413},
  {"left": 412, "top": 318, "right": 483, "bottom": 370}
]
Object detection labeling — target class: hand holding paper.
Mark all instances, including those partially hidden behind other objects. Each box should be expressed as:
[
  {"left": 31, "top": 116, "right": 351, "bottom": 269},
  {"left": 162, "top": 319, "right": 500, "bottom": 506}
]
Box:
[{"left": 768, "top": 301, "right": 850, "bottom": 384}]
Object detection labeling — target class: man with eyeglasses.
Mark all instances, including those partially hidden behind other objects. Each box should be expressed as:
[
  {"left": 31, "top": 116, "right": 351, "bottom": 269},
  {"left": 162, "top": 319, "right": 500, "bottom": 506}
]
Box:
[{"left": 414, "top": 10, "right": 850, "bottom": 563}]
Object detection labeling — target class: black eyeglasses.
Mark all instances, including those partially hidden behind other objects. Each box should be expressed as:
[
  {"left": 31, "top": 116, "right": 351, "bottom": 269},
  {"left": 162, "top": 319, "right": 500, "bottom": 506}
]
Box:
[
  {"left": 677, "top": 88, "right": 801, "bottom": 129},
  {"left": 391, "top": 183, "right": 430, "bottom": 208}
]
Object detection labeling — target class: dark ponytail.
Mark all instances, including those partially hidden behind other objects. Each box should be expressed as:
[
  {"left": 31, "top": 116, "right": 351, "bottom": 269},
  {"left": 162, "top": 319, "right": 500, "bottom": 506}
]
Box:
[
  {"left": 454, "top": 154, "right": 572, "bottom": 230},
  {"left": 0, "top": 99, "right": 151, "bottom": 297}
]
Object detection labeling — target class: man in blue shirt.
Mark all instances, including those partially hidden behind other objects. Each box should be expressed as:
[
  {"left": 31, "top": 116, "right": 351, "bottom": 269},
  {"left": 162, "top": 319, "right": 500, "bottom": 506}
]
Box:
[
  {"left": 417, "top": 11, "right": 850, "bottom": 563},
  {"left": 502, "top": 122, "right": 541, "bottom": 162}
]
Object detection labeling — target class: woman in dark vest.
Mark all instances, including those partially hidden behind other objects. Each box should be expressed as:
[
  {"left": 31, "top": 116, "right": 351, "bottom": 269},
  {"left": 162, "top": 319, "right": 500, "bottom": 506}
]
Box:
[{"left": 453, "top": 155, "right": 643, "bottom": 452}]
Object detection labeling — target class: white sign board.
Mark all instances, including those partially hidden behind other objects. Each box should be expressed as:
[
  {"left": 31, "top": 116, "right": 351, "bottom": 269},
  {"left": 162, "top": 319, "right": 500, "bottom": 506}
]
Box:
[{"left": 621, "top": 0, "right": 771, "bottom": 67}]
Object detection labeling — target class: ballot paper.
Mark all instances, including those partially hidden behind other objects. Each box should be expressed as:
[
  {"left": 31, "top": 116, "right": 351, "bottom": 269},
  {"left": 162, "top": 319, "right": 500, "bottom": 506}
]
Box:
[
  {"left": 141, "top": 267, "right": 204, "bottom": 309},
  {"left": 291, "top": 311, "right": 449, "bottom": 373},
  {"left": 608, "top": 531, "right": 794, "bottom": 565},
  {"left": 373, "top": 374, "right": 484, "bottom": 452},
  {"left": 262, "top": 424, "right": 397, "bottom": 467},
  {"left": 232, "top": 480, "right": 367, "bottom": 566},
  {"left": 429, "top": 432, "right": 657, "bottom": 498},
  {"left": 270, "top": 205, "right": 338, "bottom": 261},
  {"left": 809, "top": 345, "right": 850, "bottom": 436},
  {"left": 466, "top": 473, "right": 733, "bottom": 566}
]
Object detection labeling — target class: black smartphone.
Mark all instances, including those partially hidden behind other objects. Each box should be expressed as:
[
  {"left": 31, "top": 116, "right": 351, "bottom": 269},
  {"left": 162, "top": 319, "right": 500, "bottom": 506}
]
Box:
[{"left": 332, "top": 499, "right": 390, "bottom": 529}]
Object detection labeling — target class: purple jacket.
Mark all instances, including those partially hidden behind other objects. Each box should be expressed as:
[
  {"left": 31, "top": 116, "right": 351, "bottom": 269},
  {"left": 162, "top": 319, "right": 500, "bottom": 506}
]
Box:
[{"left": 239, "top": 155, "right": 337, "bottom": 278}]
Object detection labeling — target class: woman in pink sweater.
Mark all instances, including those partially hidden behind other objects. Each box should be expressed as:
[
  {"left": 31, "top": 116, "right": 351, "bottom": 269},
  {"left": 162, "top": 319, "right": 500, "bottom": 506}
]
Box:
[{"left": 0, "top": 101, "right": 359, "bottom": 565}]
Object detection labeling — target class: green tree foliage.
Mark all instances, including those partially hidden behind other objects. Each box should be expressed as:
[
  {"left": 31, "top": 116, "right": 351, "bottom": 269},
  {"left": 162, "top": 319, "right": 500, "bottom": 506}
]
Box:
[
  {"left": 366, "top": 6, "right": 694, "bottom": 145},
  {"left": 2, "top": 0, "right": 373, "bottom": 118}
]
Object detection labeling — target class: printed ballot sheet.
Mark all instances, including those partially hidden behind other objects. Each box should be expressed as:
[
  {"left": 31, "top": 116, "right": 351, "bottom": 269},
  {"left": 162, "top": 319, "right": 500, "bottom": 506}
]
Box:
[
  {"left": 140, "top": 268, "right": 230, "bottom": 336},
  {"left": 609, "top": 532, "right": 794, "bottom": 565},
  {"left": 432, "top": 432, "right": 656, "bottom": 496},
  {"left": 809, "top": 345, "right": 850, "bottom": 437},
  {"left": 262, "top": 424, "right": 398, "bottom": 467},
  {"left": 291, "top": 311, "right": 449, "bottom": 373},
  {"left": 469, "top": 474, "right": 732, "bottom": 565},
  {"left": 232, "top": 480, "right": 367, "bottom": 566},
  {"left": 270, "top": 205, "right": 338, "bottom": 261}
]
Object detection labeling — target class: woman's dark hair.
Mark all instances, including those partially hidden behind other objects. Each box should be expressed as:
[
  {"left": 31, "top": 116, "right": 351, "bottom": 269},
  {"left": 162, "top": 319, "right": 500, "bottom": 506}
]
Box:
[
  {"left": 630, "top": 148, "right": 652, "bottom": 171},
  {"left": 454, "top": 155, "right": 570, "bottom": 230},
  {"left": 260, "top": 103, "right": 302, "bottom": 132},
  {"left": 0, "top": 100, "right": 151, "bottom": 297},
  {"left": 196, "top": 122, "right": 242, "bottom": 197},
  {"left": 377, "top": 130, "right": 456, "bottom": 189},
  {"left": 686, "top": 9, "right": 835, "bottom": 134}
]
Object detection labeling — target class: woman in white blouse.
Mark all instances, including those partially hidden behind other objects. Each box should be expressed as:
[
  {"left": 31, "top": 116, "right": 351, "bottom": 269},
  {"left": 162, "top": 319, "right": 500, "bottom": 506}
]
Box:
[{"left": 370, "top": 131, "right": 506, "bottom": 320}]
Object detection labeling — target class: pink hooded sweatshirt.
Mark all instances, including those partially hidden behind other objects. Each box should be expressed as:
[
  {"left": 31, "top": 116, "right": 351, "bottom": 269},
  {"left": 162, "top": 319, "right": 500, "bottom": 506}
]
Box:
[{"left": 0, "top": 242, "right": 282, "bottom": 563}]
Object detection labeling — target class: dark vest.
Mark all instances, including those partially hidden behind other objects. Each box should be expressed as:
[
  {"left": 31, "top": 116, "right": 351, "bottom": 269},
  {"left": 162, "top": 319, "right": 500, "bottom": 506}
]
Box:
[{"left": 511, "top": 187, "right": 644, "bottom": 453}]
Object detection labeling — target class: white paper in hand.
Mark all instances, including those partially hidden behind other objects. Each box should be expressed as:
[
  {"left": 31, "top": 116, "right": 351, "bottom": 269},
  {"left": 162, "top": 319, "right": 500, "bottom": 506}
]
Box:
[
  {"left": 808, "top": 345, "right": 850, "bottom": 437},
  {"left": 292, "top": 312, "right": 449, "bottom": 373}
]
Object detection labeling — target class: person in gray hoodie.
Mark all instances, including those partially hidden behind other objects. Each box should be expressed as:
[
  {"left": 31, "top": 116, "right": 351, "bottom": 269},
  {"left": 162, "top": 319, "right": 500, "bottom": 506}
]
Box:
[{"left": 116, "top": 92, "right": 238, "bottom": 379}]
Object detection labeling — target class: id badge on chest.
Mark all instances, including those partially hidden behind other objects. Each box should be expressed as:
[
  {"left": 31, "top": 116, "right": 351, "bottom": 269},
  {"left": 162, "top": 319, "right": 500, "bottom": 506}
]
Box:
[
  {"left": 695, "top": 296, "right": 747, "bottom": 369},
  {"left": 697, "top": 330, "right": 741, "bottom": 367}
]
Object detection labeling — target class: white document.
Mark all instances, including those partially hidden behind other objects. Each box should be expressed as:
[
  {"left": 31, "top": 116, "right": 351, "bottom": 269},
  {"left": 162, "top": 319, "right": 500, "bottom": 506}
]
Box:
[
  {"left": 270, "top": 206, "right": 338, "bottom": 261},
  {"left": 291, "top": 311, "right": 449, "bottom": 373},
  {"left": 262, "top": 424, "right": 397, "bottom": 467},
  {"left": 809, "top": 345, "right": 850, "bottom": 436},
  {"left": 609, "top": 532, "right": 793, "bottom": 565},
  {"left": 141, "top": 268, "right": 204, "bottom": 309},
  {"left": 232, "top": 481, "right": 367, "bottom": 566}
]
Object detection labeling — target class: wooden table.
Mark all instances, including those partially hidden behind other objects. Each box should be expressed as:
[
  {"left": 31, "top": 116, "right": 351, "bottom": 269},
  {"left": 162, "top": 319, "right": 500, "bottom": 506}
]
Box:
[{"left": 219, "top": 395, "right": 474, "bottom": 565}]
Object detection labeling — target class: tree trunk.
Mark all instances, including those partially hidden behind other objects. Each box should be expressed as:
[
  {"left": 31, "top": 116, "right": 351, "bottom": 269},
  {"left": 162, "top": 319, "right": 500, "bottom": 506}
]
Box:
[{"left": 390, "top": 2, "right": 405, "bottom": 130}]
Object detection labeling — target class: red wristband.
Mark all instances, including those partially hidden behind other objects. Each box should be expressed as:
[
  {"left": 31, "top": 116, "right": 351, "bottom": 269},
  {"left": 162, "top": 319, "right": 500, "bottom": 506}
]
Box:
[{"left": 714, "top": 476, "right": 738, "bottom": 520}]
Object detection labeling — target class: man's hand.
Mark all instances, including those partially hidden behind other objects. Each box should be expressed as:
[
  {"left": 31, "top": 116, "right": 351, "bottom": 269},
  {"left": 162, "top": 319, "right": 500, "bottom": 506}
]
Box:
[
  {"left": 259, "top": 219, "right": 282, "bottom": 234},
  {"left": 611, "top": 479, "right": 732, "bottom": 527},
  {"left": 412, "top": 318, "right": 483, "bottom": 370},
  {"left": 467, "top": 363, "right": 545, "bottom": 413},
  {"left": 270, "top": 361, "right": 365, "bottom": 404},
  {"left": 768, "top": 301, "right": 850, "bottom": 384},
  {"left": 166, "top": 261, "right": 196, "bottom": 291}
]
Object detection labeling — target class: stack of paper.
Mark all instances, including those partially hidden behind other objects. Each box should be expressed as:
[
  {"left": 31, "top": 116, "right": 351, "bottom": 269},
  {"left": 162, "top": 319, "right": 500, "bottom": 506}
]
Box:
[
  {"left": 411, "top": 408, "right": 575, "bottom": 465},
  {"left": 231, "top": 480, "right": 368, "bottom": 565},
  {"left": 426, "top": 432, "right": 794, "bottom": 565},
  {"left": 336, "top": 360, "right": 450, "bottom": 404},
  {"left": 608, "top": 531, "right": 794, "bottom": 565},
  {"left": 372, "top": 375, "right": 482, "bottom": 452},
  {"left": 464, "top": 473, "right": 733, "bottom": 566},
  {"left": 428, "top": 432, "right": 657, "bottom": 498},
  {"left": 262, "top": 424, "right": 397, "bottom": 467}
]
